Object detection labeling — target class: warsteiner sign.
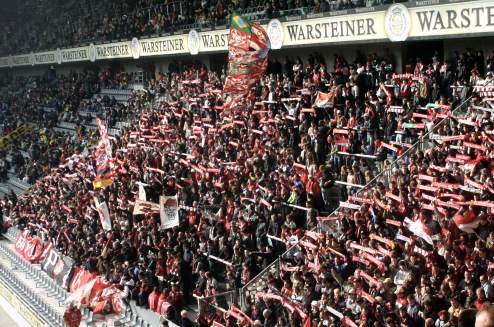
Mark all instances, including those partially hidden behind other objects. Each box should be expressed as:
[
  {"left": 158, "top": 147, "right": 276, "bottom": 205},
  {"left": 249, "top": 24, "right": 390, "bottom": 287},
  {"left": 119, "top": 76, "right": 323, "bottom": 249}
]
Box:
[
  {"left": 409, "top": 0, "right": 494, "bottom": 38},
  {"left": 11, "top": 55, "right": 31, "bottom": 66},
  {"left": 34, "top": 51, "right": 56, "bottom": 65},
  {"left": 139, "top": 35, "right": 188, "bottom": 57},
  {"left": 283, "top": 13, "right": 385, "bottom": 46},
  {"left": 95, "top": 41, "right": 132, "bottom": 60},
  {"left": 61, "top": 46, "right": 89, "bottom": 63},
  {"left": 198, "top": 30, "right": 230, "bottom": 52}
]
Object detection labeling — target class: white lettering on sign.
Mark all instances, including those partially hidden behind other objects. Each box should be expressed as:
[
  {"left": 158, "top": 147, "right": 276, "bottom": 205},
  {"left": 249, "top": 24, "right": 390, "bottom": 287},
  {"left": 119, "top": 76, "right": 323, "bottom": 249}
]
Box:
[{"left": 43, "top": 249, "right": 59, "bottom": 271}]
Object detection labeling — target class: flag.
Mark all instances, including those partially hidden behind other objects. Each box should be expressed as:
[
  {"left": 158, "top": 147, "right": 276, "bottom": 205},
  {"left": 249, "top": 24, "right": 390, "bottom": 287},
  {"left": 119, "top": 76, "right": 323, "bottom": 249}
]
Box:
[
  {"left": 454, "top": 212, "right": 480, "bottom": 234},
  {"left": 93, "top": 118, "right": 113, "bottom": 189},
  {"left": 94, "top": 198, "right": 112, "bottom": 231},
  {"left": 133, "top": 199, "right": 160, "bottom": 216},
  {"left": 159, "top": 195, "right": 179, "bottom": 229},
  {"left": 92, "top": 141, "right": 113, "bottom": 189},
  {"left": 250, "top": 22, "right": 270, "bottom": 51},
  {"left": 138, "top": 183, "right": 146, "bottom": 201},
  {"left": 224, "top": 12, "right": 269, "bottom": 97},
  {"left": 65, "top": 276, "right": 110, "bottom": 307},
  {"left": 69, "top": 268, "right": 97, "bottom": 293},
  {"left": 406, "top": 218, "right": 433, "bottom": 245},
  {"left": 380, "top": 83, "right": 393, "bottom": 105},
  {"left": 314, "top": 91, "right": 335, "bottom": 107},
  {"left": 229, "top": 11, "right": 252, "bottom": 51}
]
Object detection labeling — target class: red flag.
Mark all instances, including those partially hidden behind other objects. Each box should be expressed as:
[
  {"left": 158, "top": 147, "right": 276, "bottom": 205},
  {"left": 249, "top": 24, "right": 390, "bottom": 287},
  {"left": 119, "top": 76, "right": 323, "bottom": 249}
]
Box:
[
  {"left": 303, "top": 316, "right": 313, "bottom": 327},
  {"left": 314, "top": 91, "right": 335, "bottom": 107}
]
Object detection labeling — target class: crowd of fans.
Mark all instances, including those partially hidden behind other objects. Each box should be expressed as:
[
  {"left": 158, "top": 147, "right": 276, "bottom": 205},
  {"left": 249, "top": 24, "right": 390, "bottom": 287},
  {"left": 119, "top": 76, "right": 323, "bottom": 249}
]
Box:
[
  {"left": 0, "top": 0, "right": 404, "bottom": 56},
  {"left": 0, "top": 69, "right": 135, "bottom": 185},
  {"left": 215, "top": 93, "right": 494, "bottom": 327},
  {"left": 195, "top": 57, "right": 494, "bottom": 326},
  {"left": 0, "top": 47, "right": 492, "bottom": 327}
]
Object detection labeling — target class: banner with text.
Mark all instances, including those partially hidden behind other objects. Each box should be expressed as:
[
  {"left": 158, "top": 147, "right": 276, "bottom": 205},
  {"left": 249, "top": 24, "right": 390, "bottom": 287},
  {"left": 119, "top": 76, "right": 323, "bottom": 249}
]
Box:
[{"left": 41, "top": 248, "right": 75, "bottom": 290}]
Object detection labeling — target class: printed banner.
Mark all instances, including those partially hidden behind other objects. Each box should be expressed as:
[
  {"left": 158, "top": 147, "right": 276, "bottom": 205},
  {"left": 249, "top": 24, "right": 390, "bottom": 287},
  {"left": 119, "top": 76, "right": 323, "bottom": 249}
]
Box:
[
  {"left": 2, "top": 1, "right": 494, "bottom": 67},
  {"left": 94, "top": 41, "right": 133, "bottom": 60},
  {"left": 41, "top": 248, "right": 75, "bottom": 290},
  {"left": 138, "top": 183, "right": 147, "bottom": 201},
  {"left": 93, "top": 118, "right": 113, "bottom": 189},
  {"left": 14, "top": 231, "right": 46, "bottom": 264},
  {"left": 69, "top": 268, "right": 97, "bottom": 293},
  {"left": 61, "top": 46, "right": 89, "bottom": 63},
  {"left": 159, "top": 195, "right": 179, "bottom": 229},
  {"left": 138, "top": 35, "right": 188, "bottom": 57},
  {"left": 95, "top": 198, "right": 112, "bottom": 231},
  {"left": 133, "top": 199, "right": 160, "bottom": 215},
  {"left": 65, "top": 276, "right": 110, "bottom": 307},
  {"left": 0, "top": 123, "right": 31, "bottom": 149},
  {"left": 0, "top": 57, "right": 9, "bottom": 68}
]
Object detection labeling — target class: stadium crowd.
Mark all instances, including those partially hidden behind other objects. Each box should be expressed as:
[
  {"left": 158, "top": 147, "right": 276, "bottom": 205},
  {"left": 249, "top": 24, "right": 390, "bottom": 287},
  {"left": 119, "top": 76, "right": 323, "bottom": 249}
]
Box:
[
  {"left": 0, "top": 47, "right": 493, "bottom": 327},
  {"left": 0, "top": 68, "right": 136, "bottom": 185},
  {"left": 0, "top": 0, "right": 404, "bottom": 56},
  {"left": 218, "top": 89, "right": 494, "bottom": 327}
]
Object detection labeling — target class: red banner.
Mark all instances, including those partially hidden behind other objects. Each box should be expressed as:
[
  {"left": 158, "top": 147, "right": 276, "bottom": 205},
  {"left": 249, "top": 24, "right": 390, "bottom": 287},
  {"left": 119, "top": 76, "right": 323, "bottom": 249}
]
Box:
[
  {"left": 69, "top": 268, "right": 98, "bottom": 293},
  {"left": 15, "top": 231, "right": 47, "bottom": 264}
]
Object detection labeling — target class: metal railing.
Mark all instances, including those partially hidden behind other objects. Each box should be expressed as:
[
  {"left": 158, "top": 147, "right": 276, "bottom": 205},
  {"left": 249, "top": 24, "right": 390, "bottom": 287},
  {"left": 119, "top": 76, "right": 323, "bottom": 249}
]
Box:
[
  {"left": 196, "top": 289, "right": 238, "bottom": 323},
  {"left": 239, "top": 92, "right": 476, "bottom": 305},
  {"left": 0, "top": 263, "right": 60, "bottom": 327}
]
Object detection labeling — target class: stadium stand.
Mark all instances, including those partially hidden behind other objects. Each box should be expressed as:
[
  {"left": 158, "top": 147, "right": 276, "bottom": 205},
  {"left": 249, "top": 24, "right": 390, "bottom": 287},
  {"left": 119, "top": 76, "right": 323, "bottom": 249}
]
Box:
[
  {"left": 0, "top": 0, "right": 407, "bottom": 56},
  {"left": 1, "top": 0, "right": 494, "bottom": 326},
  {"left": 1, "top": 46, "right": 493, "bottom": 327}
]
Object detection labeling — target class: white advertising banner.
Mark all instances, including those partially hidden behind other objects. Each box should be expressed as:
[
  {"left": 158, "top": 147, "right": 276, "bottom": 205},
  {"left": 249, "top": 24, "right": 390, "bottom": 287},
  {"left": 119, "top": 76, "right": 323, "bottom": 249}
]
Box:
[
  {"left": 197, "top": 29, "right": 229, "bottom": 53},
  {"left": 61, "top": 46, "right": 89, "bottom": 63},
  {"left": 93, "top": 41, "right": 133, "bottom": 61},
  {"left": 138, "top": 34, "right": 189, "bottom": 57},
  {"left": 11, "top": 55, "right": 32, "bottom": 67},
  {"left": 0, "top": 57, "right": 9, "bottom": 68},
  {"left": 282, "top": 12, "right": 386, "bottom": 47},
  {"left": 408, "top": 0, "right": 494, "bottom": 38},
  {"left": 34, "top": 51, "right": 56, "bottom": 65}
]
